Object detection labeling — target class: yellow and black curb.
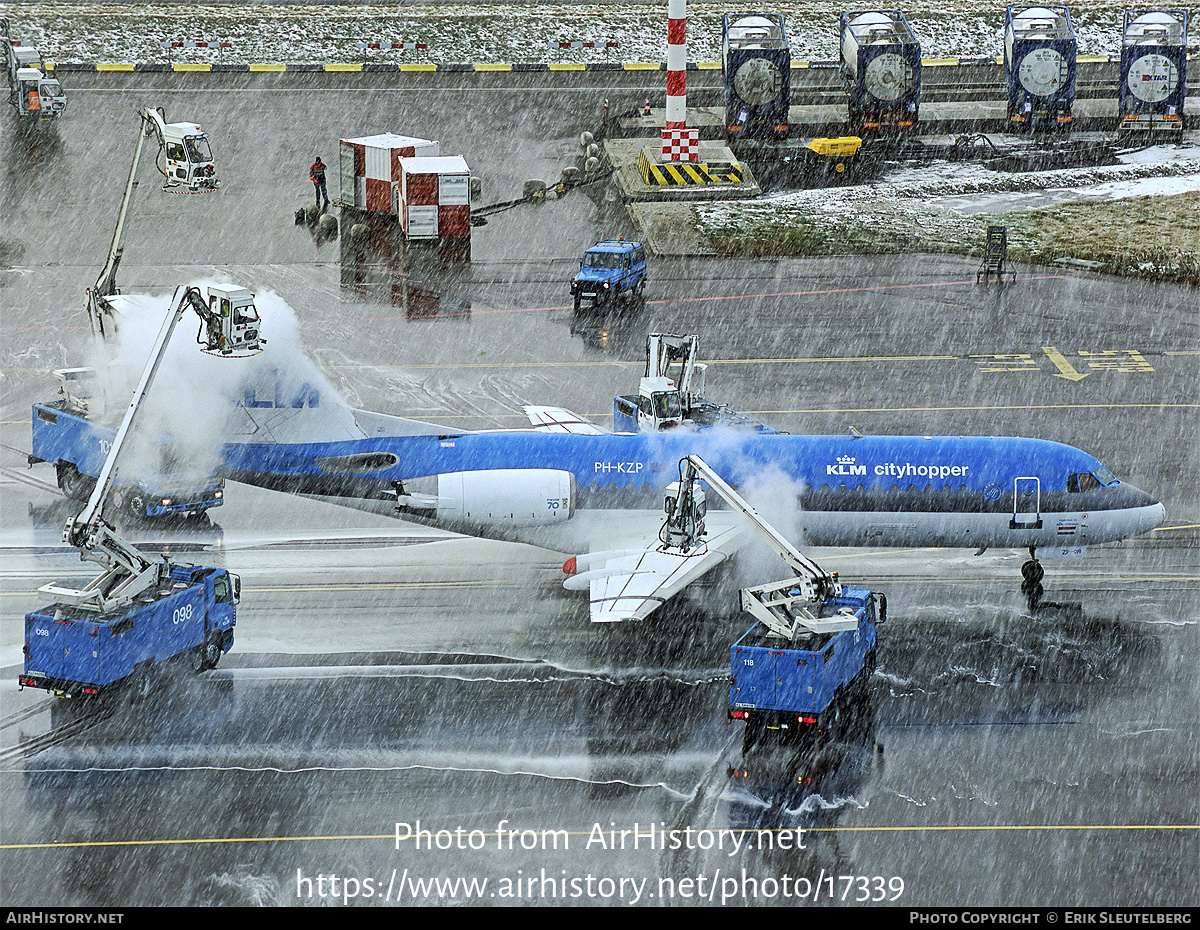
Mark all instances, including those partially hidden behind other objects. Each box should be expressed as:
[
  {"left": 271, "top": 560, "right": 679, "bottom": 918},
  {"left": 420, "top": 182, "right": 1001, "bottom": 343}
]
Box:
[
  {"left": 48, "top": 55, "right": 1160, "bottom": 74},
  {"left": 637, "top": 150, "right": 745, "bottom": 186}
]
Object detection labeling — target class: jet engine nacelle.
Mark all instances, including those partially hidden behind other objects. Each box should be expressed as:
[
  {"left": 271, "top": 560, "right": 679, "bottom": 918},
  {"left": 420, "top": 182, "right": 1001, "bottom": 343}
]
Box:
[{"left": 436, "top": 469, "right": 575, "bottom": 527}]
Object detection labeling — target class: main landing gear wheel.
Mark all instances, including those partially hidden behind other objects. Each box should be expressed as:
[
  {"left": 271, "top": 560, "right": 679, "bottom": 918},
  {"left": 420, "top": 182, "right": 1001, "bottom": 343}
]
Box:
[{"left": 1020, "top": 548, "right": 1045, "bottom": 612}]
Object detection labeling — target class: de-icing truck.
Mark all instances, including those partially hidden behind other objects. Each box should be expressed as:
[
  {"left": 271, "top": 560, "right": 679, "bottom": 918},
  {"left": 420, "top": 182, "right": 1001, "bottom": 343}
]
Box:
[
  {"left": 4, "top": 18, "right": 66, "bottom": 128},
  {"left": 655, "top": 454, "right": 886, "bottom": 749},
  {"left": 20, "top": 286, "right": 263, "bottom": 701},
  {"left": 29, "top": 107, "right": 240, "bottom": 519}
]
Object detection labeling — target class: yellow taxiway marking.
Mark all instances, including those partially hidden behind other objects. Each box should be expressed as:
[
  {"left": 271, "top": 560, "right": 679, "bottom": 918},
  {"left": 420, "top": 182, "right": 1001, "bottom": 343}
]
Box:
[
  {"left": 372, "top": 402, "right": 1199, "bottom": 423},
  {"left": 4, "top": 822, "right": 1195, "bottom": 851},
  {"left": 1042, "top": 345, "right": 1089, "bottom": 381},
  {"left": 6, "top": 400, "right": 1195, "bottom": 431}
]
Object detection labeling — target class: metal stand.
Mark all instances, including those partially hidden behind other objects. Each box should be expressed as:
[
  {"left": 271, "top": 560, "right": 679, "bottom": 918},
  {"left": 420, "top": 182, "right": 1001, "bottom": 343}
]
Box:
[{"left": 977, "top": 225, "right": 1016, "bottom": 284}]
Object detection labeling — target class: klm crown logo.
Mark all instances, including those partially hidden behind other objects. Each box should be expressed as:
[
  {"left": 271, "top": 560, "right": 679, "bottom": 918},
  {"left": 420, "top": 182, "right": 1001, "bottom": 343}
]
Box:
[{"left": 828, "top": 456, "right": 867, "bottom": 477}]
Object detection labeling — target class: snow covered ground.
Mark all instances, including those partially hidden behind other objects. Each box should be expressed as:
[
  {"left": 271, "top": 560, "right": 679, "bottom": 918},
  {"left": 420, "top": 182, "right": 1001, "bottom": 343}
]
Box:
[
  {"left": 4, "top": 1, "right": 1196, "bottom": 64},
  {"left": 696, "top": 142, "right": 1200, "bottom": 280}
]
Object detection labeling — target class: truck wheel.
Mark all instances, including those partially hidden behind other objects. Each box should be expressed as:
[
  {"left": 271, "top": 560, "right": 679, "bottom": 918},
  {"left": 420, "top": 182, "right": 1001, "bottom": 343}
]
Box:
[
  {"left": 57, "top": 463, "right": 94, "bottom": 502},
  {"left": 741, "top": 717, "right": 765, "bottom": 755},
  {"left": 634, "top": 277, "right": 645, "bottom": 301},
  {"left": 192, "top": 642, "right": 220, "bottom": 672},
  {"left": 192, "top": 643, "right": 220, "bottom": 672},
  {"left": 127, "top": 662, "right": 156, "bottom": 704},
  {"left": 125, "top": 492, "right": 148, "bottom": 521}
]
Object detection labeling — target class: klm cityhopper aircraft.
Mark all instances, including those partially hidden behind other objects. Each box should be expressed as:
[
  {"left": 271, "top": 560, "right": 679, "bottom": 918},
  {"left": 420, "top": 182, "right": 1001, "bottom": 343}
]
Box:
[{"left": 218, "top": 360, "right": 1165, "bottom": 623}]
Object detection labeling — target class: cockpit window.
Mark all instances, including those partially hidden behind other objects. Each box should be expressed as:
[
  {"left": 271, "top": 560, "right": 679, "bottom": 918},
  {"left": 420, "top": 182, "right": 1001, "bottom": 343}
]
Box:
[
  {"left": 1067, "top": 473, "right": 1100, "bottom": 493},
  {"left": 1067, "top": 469, "right": 1118, "bottom": 493}
]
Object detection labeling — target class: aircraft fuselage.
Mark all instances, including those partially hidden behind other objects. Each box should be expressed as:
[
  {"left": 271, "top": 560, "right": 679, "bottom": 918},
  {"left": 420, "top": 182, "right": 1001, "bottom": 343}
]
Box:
[{"left": 219, "top": 425, "right": 1165, "bottom": 552}]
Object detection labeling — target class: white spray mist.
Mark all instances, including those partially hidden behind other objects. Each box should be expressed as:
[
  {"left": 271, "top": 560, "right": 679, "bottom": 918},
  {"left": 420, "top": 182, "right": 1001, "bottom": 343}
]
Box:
[{"left": 85, "top": 282, "right": 362, "bottom": 493}]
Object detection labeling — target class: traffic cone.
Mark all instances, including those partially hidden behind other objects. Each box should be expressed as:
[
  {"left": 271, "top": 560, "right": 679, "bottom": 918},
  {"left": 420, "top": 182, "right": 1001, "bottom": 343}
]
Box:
[{"left": 643, "top": 96, "right": 651, "bottom": 116}]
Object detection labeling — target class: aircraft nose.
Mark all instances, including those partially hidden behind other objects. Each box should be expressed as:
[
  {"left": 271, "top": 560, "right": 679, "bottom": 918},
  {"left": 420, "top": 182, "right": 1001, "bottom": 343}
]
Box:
[{"left": 1120, "top": 483, "right": 1166, "bottom": 534}]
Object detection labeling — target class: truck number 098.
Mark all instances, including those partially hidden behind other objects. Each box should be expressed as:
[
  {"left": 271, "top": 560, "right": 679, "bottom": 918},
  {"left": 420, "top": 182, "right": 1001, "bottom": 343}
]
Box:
[{"left": 173, "top": 604, "right": 194, "bottom": 624}]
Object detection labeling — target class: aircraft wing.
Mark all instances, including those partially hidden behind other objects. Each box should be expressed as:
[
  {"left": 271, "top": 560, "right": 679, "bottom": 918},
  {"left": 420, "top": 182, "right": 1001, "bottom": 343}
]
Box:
[
  {"left": 563, "top": 515, "right": 750, "bottom": 622},
  {"left": 523, "top": 405, "right": 607, "bottom": 434}
]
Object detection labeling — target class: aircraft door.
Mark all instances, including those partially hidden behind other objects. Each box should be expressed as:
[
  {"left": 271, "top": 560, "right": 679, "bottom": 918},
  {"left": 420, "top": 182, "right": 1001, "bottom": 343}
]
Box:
[{"left": 1011, "top": 476, "right": 1042, "bottom": 529}]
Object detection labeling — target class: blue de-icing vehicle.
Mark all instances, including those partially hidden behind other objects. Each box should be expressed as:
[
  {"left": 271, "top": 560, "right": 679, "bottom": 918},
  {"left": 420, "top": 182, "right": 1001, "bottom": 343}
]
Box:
[
  {"left": 19, "top": 284, "right": 261, "bottom": 702},
  {"left": 21, "top": 564, "right": 239, "bottom": 698},
  {"left": 654, "top": 456, "right": 886, "bottom": 750},
  {"left": 31, "top": 398, "right": 226, "bottom": 520},
  {"left": 730, "top": 588, "right": 885, "bottom": 748},
  {"left": 570, "top": 239, "right": 647, "bottom": 312}
]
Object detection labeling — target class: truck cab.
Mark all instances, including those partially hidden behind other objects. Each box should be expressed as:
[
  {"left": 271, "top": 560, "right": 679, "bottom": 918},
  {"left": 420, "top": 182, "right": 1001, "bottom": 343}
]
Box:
[
  {"left": 204, "top": 285, "right": 261, "bottom": 354},
  {"left": 636, "top": 375, "right": 685, "bottom": 431},
  {"left": 570, "top": 239, "right": 647, "bottom": 312},
  {"left": 33, "top": 73, "right": 64, "bottom": 114},
  {"left": 159, "top": 119, "right": 219, "bottom": 191}
]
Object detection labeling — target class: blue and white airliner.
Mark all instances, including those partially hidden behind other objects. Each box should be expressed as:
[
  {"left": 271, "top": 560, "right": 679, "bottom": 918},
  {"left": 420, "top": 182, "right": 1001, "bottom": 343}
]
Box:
[{"left": 215, "top": 383, "right": 1165, "bottom": 622}]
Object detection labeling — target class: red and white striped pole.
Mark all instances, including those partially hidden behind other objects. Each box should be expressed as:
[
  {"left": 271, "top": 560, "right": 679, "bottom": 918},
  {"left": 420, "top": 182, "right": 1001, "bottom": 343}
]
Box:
[{"left": 661, "top": 0, "right": 698, "bottom": 162}]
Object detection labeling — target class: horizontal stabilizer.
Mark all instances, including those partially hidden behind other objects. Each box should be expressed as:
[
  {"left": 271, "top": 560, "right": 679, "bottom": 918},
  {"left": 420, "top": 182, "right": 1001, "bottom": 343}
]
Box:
[
  {"left": 582, "top": 520, "right": 749, "bottom": 623},
  {"left": 523, "top": 405, "right": 606, "bottom": 435}
]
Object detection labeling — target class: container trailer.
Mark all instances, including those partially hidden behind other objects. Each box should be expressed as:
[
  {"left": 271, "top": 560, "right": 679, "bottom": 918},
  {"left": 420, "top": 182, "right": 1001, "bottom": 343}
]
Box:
[
  {"left": 1119, "top": 9, "right": 1188, "bottom": 132},
  {"left": 839, "top": 10, "right": 922, "bottom": 133},
  {"left": 1005, "top": 5, "right": 1078, "bottom": 131},
  {"left": 723, "top": 12, "right": 792, "bottom": 141}
]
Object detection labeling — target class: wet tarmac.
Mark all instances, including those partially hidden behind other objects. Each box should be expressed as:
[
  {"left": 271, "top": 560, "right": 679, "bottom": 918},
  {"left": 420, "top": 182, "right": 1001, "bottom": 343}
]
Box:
[{"left": 1, "top": 72, "right": 1197, "bottom": 907}]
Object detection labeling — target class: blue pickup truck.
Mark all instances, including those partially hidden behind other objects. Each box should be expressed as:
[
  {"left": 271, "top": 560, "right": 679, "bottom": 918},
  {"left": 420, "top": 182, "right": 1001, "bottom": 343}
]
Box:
[{"left": 570, "top": 239, "right": 647, "bottom": 312}]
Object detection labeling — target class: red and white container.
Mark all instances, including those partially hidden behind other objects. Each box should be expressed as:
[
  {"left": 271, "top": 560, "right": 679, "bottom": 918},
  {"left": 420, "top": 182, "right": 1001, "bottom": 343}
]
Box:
[
  {"left": 338, "top": 133, "right": 440, "bottom": 213},
  {"left": 397, "top": 155, "right": 471, "bottom": 241}
]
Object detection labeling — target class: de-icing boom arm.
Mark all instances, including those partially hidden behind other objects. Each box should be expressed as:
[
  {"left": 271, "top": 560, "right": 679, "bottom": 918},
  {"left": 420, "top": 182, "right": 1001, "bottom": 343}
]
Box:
[
  {"left": 662, "top": 454, "right": 847, "bottom": 639},
  {"left": 48, "top": 286, "right": 233, "bottom": 610}
]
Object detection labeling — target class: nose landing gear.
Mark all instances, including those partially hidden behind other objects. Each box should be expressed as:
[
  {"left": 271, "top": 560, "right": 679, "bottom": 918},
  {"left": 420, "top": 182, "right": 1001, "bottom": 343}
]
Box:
[{"left": 1020, "top": 547, "right": 1044, "bottom": 612}]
